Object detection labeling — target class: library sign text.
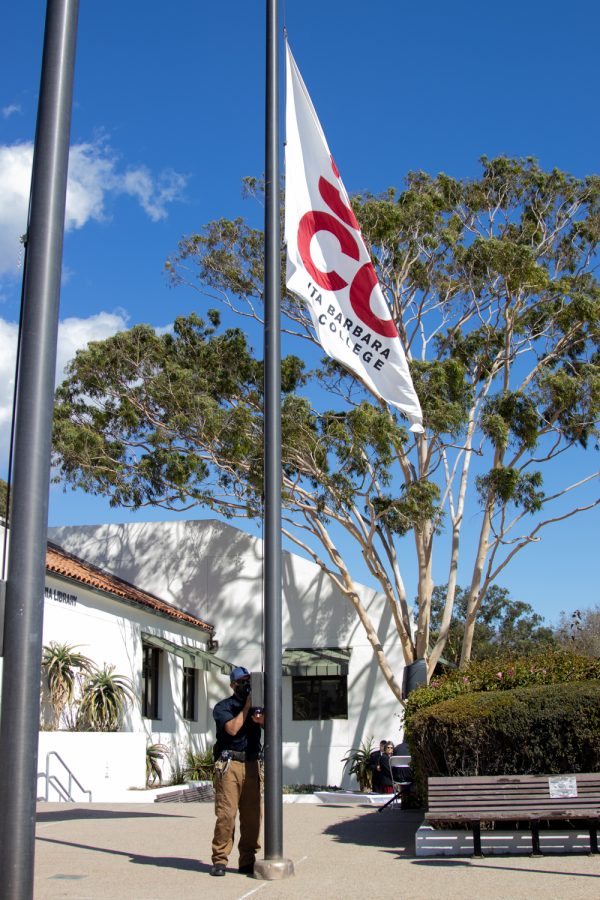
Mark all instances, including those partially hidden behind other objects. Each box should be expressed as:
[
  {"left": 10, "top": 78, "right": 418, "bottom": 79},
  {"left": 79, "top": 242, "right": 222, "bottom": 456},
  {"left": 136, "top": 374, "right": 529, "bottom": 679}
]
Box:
[{"left": 45, "top": 586, "right": 77, "bottom": 607}]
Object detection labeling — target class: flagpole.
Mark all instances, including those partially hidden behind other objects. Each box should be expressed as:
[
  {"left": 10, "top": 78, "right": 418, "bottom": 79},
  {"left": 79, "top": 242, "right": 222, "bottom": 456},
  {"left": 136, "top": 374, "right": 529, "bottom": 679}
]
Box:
[
  {"left": 254, "top": 0, "right": 293, "bottom": 882},
  {"left": 0, "top": 1, "right": 80, "bottom": 897}
]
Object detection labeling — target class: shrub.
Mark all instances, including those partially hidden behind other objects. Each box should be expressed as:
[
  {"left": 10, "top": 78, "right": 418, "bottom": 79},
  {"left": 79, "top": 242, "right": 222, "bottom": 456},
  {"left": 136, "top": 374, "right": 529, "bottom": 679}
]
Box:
[
  {"left": 183, "top": 746, "right": 214, "bottom": 781},
  {"left": 41, "top": 642, "right": 95, "bottom": 729},
  {"left": 341, "top": 735, "right": 374, "bottom": 791},
  {"left": 76, "top": 666, "right": 134, "bottom": 732},
  {"left": 407, "top": 680, "right": 600, "bottom": 800},
  {"left": 146, "top": 743, "right": 170, "bottom": 786},
  {"left": 405, "top": 650, "right": 600, "bottom": 722}
]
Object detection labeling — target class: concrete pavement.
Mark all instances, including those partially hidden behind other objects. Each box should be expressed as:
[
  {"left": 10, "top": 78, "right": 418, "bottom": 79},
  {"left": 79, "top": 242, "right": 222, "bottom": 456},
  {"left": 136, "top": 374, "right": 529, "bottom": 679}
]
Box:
[{"left": 34, "top": 801, "right": 600, "bottom": 899}]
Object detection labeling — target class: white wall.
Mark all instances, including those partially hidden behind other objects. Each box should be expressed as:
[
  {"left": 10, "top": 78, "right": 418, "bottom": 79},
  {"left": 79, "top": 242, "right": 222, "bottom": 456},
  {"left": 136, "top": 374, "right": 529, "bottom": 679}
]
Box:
[
  {"left": 51, "top": 519, "right": 407, "bottom": 787},
  {"left": 1, "top": 523, "right": 217, "bottom": 791},
  {"left": 41, "top": 571, "right": 216, "bottom": 777},
  {"left": 38, "top": 732, "right": 146, "bottom": 802}
]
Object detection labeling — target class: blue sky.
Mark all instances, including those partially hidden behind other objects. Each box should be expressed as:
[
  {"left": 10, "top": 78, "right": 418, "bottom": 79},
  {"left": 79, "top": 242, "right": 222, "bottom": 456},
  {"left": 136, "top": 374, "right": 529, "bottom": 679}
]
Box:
[{"left": 1, "top": 1, "right": 599, "bottom": 625}]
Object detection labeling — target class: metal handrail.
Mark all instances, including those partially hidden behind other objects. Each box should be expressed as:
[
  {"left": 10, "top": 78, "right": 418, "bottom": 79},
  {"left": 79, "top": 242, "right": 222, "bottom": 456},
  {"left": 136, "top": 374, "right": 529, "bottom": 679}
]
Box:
[
  {"left": 37, "top": 773, "right": 72, "bottom": 803},
  {"left": 45, "top": 751, "right": 92, "bottom": 802}
]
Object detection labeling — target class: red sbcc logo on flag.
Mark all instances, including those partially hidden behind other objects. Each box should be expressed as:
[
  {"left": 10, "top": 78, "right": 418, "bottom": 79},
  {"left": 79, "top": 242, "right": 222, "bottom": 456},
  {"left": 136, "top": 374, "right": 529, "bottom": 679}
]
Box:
[
  {"left": 297, "top": 164, "right": 399, "bottom": 339},
  {"left": 284, "top": 42, "right": 423, "bottom": 431}
]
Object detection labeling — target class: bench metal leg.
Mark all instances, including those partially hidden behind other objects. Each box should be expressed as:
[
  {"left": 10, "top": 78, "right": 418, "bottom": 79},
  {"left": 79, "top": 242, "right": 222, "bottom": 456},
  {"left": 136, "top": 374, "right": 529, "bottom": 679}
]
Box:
[
  {"left": 472, "top": 821, "right": 483, "bottom": 858},
  {"left": 589, "top": 822, "right": 598, "bottom": 855},
  {"left": 530, "top": 822, "right": 542, "bottom": 857}
]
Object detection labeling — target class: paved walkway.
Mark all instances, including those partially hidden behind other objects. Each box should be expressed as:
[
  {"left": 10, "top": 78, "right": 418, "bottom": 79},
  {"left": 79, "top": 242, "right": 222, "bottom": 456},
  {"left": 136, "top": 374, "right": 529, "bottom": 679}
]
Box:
[{"left": 35, "top": 801, "right": 600, "bottom": 900}]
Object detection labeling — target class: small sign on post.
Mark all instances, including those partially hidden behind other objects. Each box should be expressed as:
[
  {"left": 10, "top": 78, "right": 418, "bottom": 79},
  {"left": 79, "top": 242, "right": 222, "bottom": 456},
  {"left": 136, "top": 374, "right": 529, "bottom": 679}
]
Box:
[{"left": 548, "top": 775, "right": 578, "bottom": 798}]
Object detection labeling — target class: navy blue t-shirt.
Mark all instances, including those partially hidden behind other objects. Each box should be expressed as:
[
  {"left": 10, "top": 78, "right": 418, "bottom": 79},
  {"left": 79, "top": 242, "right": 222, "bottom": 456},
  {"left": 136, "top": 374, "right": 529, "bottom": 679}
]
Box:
[{"left": 213, "top": 694, "right": 262, "bottom": 755}]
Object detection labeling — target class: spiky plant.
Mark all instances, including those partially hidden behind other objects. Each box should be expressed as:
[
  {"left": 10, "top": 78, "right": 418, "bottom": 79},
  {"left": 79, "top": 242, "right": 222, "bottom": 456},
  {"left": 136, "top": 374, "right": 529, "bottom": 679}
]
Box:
[
  {"left": 183, "top": 746, "right": 214, "bottom": 781},
  {"left": 146, "top": 743, "right": 170, "bottom": 786},
  {"left": 341, "top": 735, "right": 375, "bottom": 791},
  {"left": 41, "top": 642, "right": 95, "bottom": 729},
  {"left": 77, "top": 666, "right": 134, "bottom": 732}
]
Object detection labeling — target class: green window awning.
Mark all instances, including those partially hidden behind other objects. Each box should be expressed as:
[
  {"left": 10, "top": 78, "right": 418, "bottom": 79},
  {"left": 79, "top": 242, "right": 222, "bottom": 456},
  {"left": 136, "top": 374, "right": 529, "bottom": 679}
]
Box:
[
  {"left": 141, "top": 633, "right": 232, "bottom": 674},
  {"left": 282, "top": 648, "right": 351, "bottom": 677}
]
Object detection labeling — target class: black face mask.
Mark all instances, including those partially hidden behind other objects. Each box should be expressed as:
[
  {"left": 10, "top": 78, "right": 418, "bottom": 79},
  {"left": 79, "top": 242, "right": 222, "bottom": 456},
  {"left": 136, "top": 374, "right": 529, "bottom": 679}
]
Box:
[{"left": 233, "top": 680, "right": 251, "bottom": 700}]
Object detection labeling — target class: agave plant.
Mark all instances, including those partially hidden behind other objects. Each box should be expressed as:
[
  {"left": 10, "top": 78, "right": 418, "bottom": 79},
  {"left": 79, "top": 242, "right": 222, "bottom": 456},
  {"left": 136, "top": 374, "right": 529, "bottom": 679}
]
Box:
[
  {"left": 183, "top": 746, "right": 214, "bottom": 782},
  {"left": 341, "top": 735, "right": 375, "bottom": 791},
  {"left": 146, "top": 743, "right": 170, "bottom": 786},
  {"left": 41, "top": 642, "right": 95, "bottom": 729},
  {"left": 77, "top": 666, "right": 134, "bottom": 732}
]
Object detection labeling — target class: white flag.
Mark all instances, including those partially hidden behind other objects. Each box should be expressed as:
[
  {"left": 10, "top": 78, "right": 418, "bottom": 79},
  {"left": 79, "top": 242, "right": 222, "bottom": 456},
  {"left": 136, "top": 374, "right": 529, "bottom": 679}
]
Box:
[{"left": 284, "top": 43, "right": 423, "bottom": 432}]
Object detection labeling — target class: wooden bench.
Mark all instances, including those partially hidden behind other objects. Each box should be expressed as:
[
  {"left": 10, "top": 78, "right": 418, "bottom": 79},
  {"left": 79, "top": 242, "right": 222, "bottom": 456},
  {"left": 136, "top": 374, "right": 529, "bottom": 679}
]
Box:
[{"left": 425, "top": 773, "right": 600, "bottom": 856}]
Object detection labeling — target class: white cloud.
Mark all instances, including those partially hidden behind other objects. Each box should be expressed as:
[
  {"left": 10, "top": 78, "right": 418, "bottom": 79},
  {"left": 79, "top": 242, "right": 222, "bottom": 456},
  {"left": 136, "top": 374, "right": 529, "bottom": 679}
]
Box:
[
  {"left": 0, "top": 318, "right": 18, "bottom": 435},
  {"left": 0, "top": 310, "right": 128, "bottom": 466},
  {"left": 154, "top": 323, "right": 174, "bottom": 336},
  {"left": 0, "top": 143, "right": 32, "bottom": 275},
  {"left": 2, "top": 104, "right": 22, "bottom": 119},
  {"left": 55, "top": 310, "right": 129, "bottom": 383},
  {"left": 0, "top": 139, "right": 187, "bottom": 276},
  {"left": 120, "top": 166, "right": 188, "bottom": 223}
]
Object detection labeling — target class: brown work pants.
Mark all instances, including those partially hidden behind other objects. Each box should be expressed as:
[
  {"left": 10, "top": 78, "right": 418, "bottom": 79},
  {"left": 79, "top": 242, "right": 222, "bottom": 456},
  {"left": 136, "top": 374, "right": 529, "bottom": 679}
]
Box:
[{"left": 211, "top": 759, "right": 261, "bottom": 867}]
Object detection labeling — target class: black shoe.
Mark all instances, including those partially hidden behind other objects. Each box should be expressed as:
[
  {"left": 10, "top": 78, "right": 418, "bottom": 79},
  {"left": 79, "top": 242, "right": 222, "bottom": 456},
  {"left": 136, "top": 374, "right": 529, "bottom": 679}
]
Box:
[
  {"left": 238, "top": 863, "right": 254, "bottom": 875},
  {"left": 210, "top": 864, "right": 226, "bottom": 877}
]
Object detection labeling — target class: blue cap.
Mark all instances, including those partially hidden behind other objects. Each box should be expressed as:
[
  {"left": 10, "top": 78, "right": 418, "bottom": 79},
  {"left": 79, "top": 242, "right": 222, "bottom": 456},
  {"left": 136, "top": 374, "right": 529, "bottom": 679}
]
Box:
[{"left": 230, "top": 666, "right": 250, "bottom": 683}]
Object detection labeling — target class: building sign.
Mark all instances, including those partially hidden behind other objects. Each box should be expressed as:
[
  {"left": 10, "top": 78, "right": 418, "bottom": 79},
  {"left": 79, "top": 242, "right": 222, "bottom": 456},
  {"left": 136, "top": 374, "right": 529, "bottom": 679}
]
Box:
[{"left": 45, "top": 586, "right": 77, "bottom": 606}]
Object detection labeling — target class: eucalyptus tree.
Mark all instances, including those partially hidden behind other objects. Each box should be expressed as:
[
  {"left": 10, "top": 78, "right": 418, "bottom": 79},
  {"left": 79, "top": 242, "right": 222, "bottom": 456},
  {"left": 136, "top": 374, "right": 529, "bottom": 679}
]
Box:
[{"left": 52, "top": 158, "right": 600, "bottom": 696}]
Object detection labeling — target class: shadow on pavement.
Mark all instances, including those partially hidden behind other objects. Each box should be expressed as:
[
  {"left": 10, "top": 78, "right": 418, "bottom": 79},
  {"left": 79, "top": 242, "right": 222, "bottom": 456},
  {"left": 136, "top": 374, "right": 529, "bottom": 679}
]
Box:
[
  {"left": 37, "top": 808, "right": 192, "bottom": 823},
  {"left": 36, "top": 835, "right": 205, "bottom": 872},
  {"left": 411, "top": 858, "right": 600, "bottom": 879},
  {"left": 322, "top": 808, "right": 422, "bottom": 857}
]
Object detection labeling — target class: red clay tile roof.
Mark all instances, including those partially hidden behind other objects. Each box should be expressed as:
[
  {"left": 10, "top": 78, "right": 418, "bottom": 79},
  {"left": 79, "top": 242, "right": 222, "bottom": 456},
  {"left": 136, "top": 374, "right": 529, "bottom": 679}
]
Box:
[{"left": 46, "top": 541, "right": 213, "bottom": 633}]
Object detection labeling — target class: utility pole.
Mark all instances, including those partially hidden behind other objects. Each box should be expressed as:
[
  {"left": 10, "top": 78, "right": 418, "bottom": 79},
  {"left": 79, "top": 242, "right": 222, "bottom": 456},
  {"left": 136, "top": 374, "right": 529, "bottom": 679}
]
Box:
[
  {"left": 0, "top": 2, "right": 79, "bottom": 896},
  {"left": 253, "top": 0, "right": 293, "bottom": 882}
]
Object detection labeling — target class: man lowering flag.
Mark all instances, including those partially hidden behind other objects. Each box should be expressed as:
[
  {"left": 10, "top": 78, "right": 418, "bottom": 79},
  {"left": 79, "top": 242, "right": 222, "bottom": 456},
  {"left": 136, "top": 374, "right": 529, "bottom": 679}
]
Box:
[{"left": 284, "top": 42, "right": 424, "bottom": 433}]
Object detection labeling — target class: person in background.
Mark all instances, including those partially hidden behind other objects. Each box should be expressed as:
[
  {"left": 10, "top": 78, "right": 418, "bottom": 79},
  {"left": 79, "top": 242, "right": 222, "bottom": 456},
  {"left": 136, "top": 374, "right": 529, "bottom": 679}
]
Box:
[
  {"left": 392, "top": 739, "right": 413, "bottom": 783},
  {"left": 209, "top": 667, "right": 265, "bottom": 877},
  {"left": 377, "top": 742, "right": 396, "bottom": 794},
  {"left": 370, "top": 740, "right": 387, "bottom": 792}
]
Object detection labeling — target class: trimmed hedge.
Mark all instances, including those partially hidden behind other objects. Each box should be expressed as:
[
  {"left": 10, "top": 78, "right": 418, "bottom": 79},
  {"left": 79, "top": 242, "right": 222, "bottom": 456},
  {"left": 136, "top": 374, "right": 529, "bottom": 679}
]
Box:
[
  {"left": 407, "top": 680, "right": 600, "bottom": 800},
  {"left": 405, "top": 650, "right": 600, "bottom": 721}
]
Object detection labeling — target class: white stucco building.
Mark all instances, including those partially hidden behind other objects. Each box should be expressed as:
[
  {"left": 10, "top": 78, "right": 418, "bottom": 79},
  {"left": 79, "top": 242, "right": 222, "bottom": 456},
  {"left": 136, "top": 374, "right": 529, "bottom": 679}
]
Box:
[
  {"left": 50, "top": 518, "right": 407, "bottom": 787},
  {"left": 1, "top": 525, "right": 228, "bottom": 800}
]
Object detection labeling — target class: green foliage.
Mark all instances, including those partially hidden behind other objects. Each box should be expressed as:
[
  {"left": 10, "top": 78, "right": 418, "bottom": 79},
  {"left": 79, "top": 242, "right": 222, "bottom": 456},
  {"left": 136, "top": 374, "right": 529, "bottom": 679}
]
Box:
[
  {"left": 41, "top": 642, "right": 95, "bottom": 729},
  {"left": 405, "top": 650, "right": 600, "bottom": 721},
  {"left": 146, "top": 743, "right": 170, "bottom": 787},
  {"left": 373, "top": 480, "right": 442, "bottom": 536},
  {"left": 182, "top": 746, "right": 214, "bottom": 781},
  {"left": 409, "top": 359, "right": 472, "bottom": 438},
  {"left": 167, "top": 756, "right": 187, "bottom": 786},
  {"left": 77, "top": 666, "right": 134, "bottom": 732},
  {"left": 407, "top": 681, "right": 600, "bottom": 794},
  {"left": 481, "top": 392, "right": 540, "bottom": 451},
  {"left": 0, "top": 477, "right": 8, "bottom": 520},
  {"left": 476, "top": 467, "right": 544, "bottom": 512},
  {"left": 555, "top": 606, "right": 600, "bottom": 658},
  {"left": 429, "top": 584, "right": 556, "bottom": 666},
  {"left": 41, "top": 645, "right": 135, "bottom": 733},
  {"left": 52, "top": 156, "right": 600, "bottom": 683},
  {"left": 341, "top": 735, "right": 374, "bottom": 790}
]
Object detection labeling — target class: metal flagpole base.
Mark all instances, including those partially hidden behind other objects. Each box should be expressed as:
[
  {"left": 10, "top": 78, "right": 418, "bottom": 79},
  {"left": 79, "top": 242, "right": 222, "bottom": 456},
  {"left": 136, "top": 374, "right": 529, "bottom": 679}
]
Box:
[{"left": 253, "top": 858, "right": 295, "bottom": 880}]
